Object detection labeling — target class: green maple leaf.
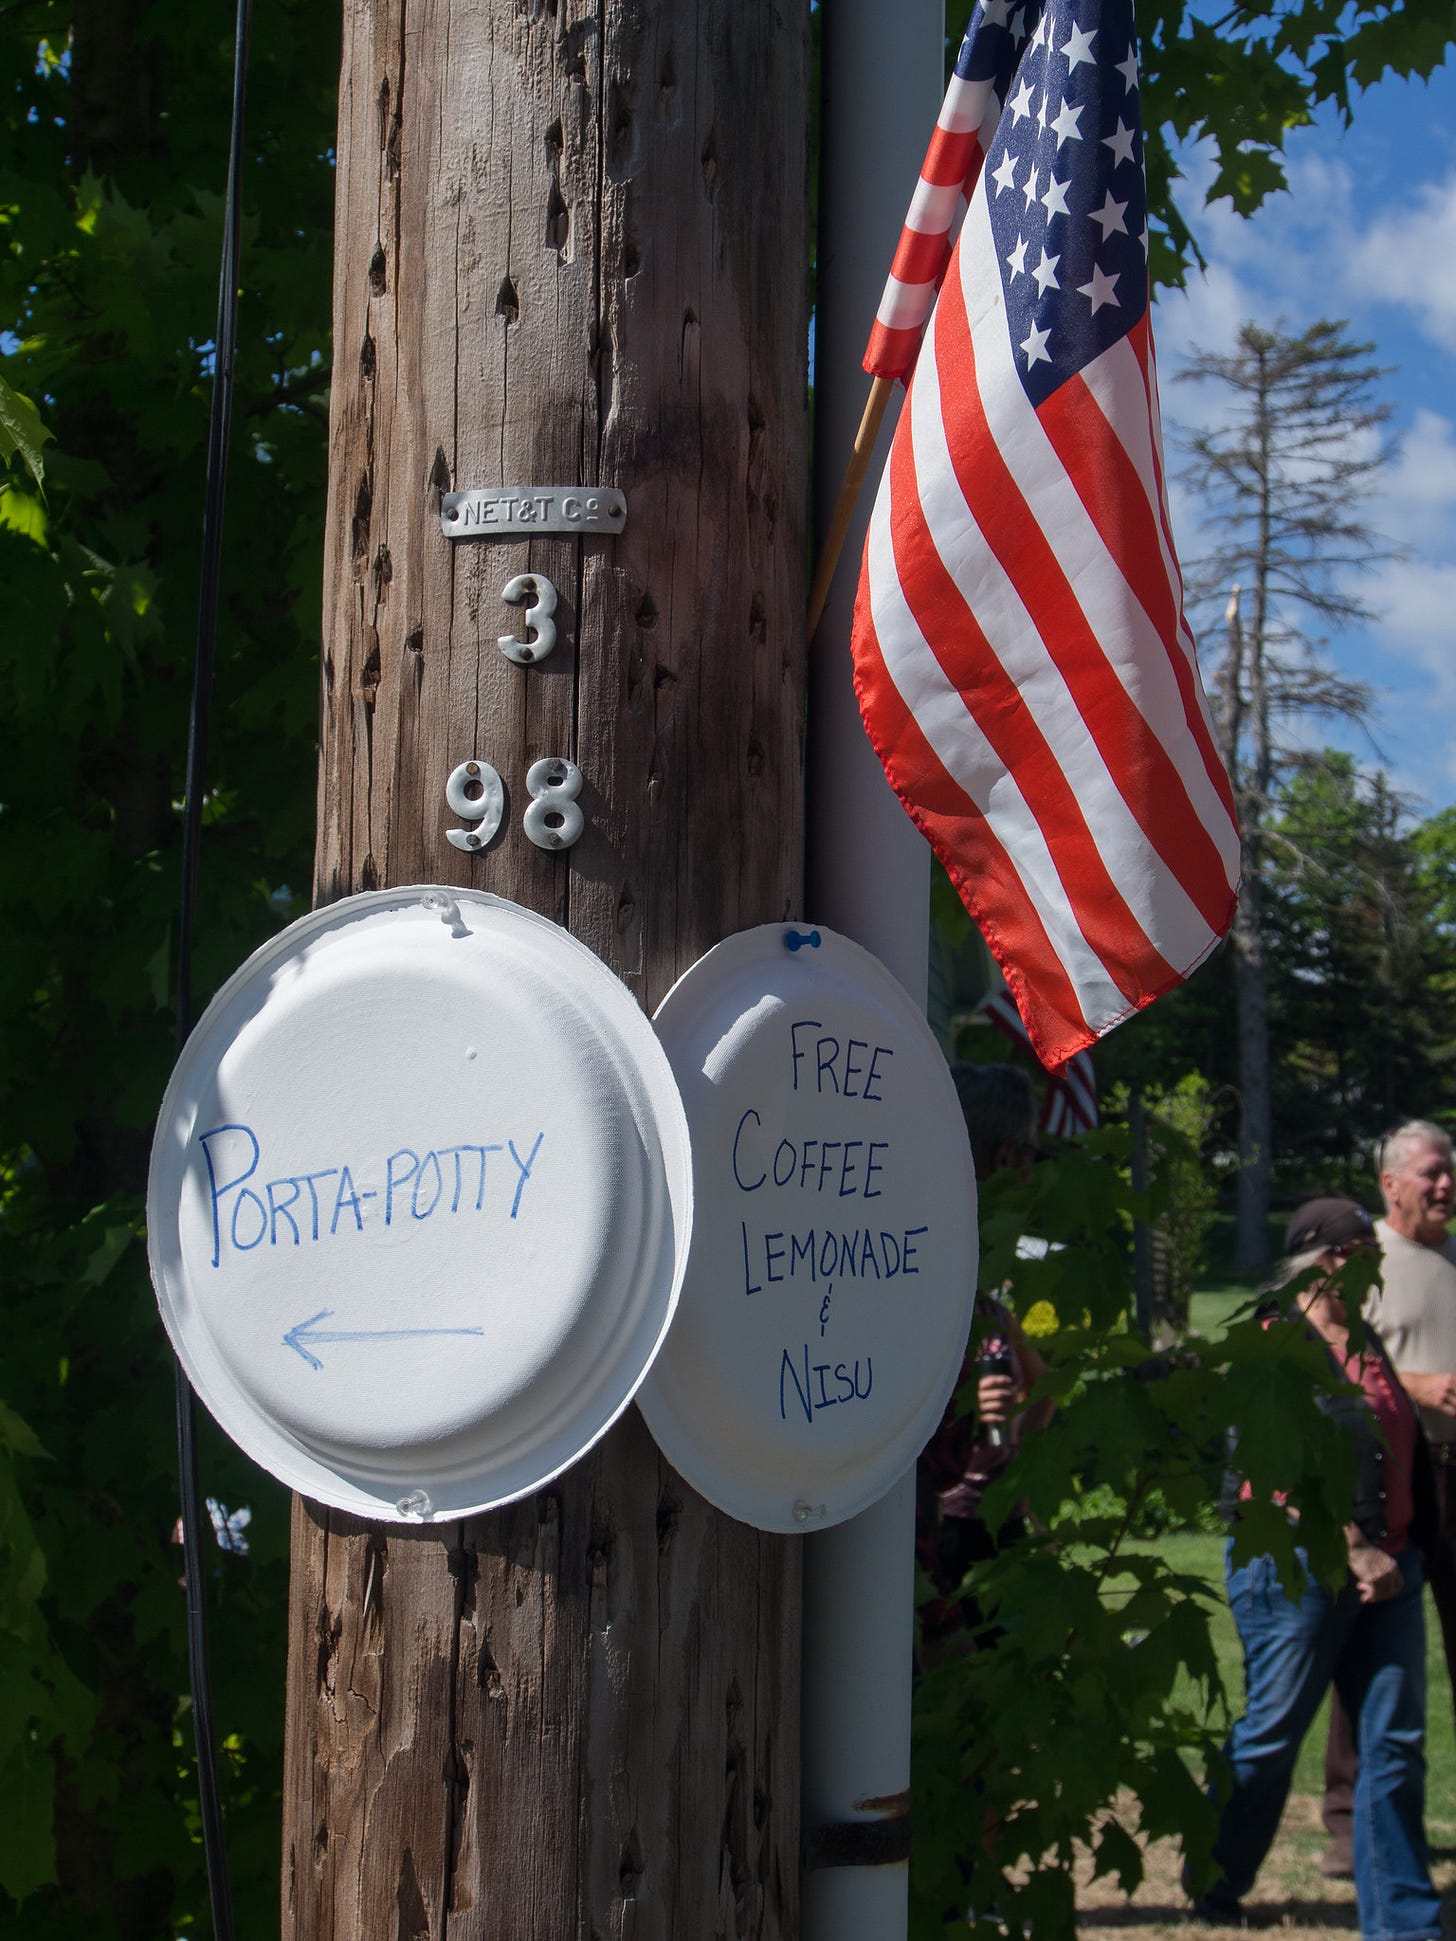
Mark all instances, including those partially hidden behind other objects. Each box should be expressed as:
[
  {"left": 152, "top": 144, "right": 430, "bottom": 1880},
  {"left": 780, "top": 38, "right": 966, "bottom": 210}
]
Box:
[{"left": 0, "top": 373, "right": 50, "bottom": 491}]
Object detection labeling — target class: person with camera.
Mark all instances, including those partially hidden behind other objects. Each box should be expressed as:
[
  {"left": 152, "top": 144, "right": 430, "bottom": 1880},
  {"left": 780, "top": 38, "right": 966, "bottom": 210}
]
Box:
[
  {"left": 915, "top": 1062, "right": 1054, "bottom": 1659},
  {"left": 1191, "top": 1197, "right": 1441, "bottom": 1939}
]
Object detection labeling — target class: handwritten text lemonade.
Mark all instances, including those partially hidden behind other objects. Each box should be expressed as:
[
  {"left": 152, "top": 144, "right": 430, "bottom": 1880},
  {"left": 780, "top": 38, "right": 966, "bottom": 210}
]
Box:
[{"left": 731, "top": 1019, "right": 933, "bottom": 1425}]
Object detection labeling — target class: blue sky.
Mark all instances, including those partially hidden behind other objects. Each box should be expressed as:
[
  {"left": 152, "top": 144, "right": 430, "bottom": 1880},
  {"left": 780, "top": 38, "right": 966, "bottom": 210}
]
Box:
[{"left": 1153, "top": 56, "right": 1456, "bottom": 819}]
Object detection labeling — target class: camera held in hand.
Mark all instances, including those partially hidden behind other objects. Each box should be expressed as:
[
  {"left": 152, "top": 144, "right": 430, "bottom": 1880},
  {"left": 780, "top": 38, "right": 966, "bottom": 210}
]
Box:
[{"left": 977, "top": 1335, "right": 1015, "bottom": 1448}]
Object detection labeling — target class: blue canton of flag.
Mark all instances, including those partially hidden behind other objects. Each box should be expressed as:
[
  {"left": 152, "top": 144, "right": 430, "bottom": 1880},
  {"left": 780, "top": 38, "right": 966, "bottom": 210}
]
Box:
[
  {"left": 955, "top": 0, "right": 1039, "bottom": 92},
  {"left": 985, "top": 0, "right": 1148, "bottom": 408}
]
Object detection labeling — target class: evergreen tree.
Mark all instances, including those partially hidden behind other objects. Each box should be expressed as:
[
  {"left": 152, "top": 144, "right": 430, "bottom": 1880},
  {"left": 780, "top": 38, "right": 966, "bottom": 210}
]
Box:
[
  {"left": 1406, "top": 803, "right": 1456, "bottom": 1117},
  {"left": 1264, "top": 757, "right": 1439, "bottom": 1191}
]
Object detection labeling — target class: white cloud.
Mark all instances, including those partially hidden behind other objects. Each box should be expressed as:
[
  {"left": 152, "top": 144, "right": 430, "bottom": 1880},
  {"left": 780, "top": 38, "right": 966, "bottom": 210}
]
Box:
[
  {"left": 1155, "top": 144, "right": 1456, "bottom": 376},
  {"left": 1377, "top": 409, "right": 1456, "bottom": 550},
  {"left": 1155, "top": 145, "right": 1358, "bottom": 364},
  {"left": 1347, "top": 173, "right": 1456, "bottom": 355},
  {"left": 1348, "top": 555, "right": 1456, "bottom": 798},
  {"left": 1368, "top": 556, "right": 1456, "bottom": 677},
  {"left": 1155, "top": 258, "right": 1249, "bottom": 365}
]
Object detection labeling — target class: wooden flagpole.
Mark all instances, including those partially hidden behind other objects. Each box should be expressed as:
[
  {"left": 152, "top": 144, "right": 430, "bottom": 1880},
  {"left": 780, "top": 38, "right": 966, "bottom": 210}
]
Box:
[{"left": 806, "top": 374, "right": 895, "bottom": 639}]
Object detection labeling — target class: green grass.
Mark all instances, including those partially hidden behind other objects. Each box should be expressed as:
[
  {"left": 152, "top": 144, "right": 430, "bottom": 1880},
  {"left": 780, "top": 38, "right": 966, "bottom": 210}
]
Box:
[
  {"left": 1185, "top": 1210, "right": 1289, "bottom": 1340},
  {"left": 1187, "top": 1283, "right": 1260, "bottom": 1339},
  {"left": 1130, "top": 1532, "right": 1455, "bottom": 1830}
]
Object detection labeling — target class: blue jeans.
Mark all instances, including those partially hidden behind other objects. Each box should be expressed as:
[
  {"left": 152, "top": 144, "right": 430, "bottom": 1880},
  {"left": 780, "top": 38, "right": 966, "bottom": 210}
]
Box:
[{"left": 1208, "top": 1541, "right": 1441, "bottom": 1941}]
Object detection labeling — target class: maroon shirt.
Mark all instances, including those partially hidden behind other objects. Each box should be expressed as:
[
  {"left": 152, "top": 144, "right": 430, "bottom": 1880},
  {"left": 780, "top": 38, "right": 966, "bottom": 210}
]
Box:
[
  {"left": 1343, "top": 1342, "right": 1419, "bottom": 1556},
  {"left": 1236, "top": 1318, "right": 1421, "bottom": 1558}
]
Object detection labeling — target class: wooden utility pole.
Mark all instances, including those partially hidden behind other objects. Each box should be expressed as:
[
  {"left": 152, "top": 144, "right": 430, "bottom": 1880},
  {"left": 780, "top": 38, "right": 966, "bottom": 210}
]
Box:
[{"left": 282, "top": 3, "right": 811, "bottom": 1935}]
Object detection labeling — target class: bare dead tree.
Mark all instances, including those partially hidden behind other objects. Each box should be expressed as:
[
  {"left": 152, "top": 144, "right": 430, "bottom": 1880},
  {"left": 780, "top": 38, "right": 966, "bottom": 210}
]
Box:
[{"left": 1176, "top": 319, "right": 1397, "bottom": 1272}]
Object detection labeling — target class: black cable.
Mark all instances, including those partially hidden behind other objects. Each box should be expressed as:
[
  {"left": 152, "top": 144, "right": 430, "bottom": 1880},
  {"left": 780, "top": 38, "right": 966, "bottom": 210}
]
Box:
[{"left": 172, "top": 3, "right": 252, "bottom": 1936}]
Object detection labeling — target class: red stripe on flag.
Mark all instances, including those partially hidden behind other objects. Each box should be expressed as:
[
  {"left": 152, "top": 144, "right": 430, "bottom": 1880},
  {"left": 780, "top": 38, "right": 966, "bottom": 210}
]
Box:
[
  {"left": 1044, "top": 314, "right": 1237, "bottom": 828},
  {"left": 1136, "top": 331, "right": 1205, "bottom": 680},
  {"left": 920, "top": 126, "right": 980, "bottom": 188},
  {"left": 884, "top": 421, "right": 1175, "bottom": 1003},
  {"left": 929, "top": 282, "right": 1236, "bottom": 937},
  {"left": 1139, "top": 325, "right": 1186, "bottom": 587},
  {"left": 981, "top": 988, "right": 1098, "bottom": 1134},
  {"left": 853, "top": 602, "right": 1094, "bottom": 1059},
  {"left": 861, "top": 57, "right": 997, "bottom": 381},
  {"left": 864, "top": 321, "right": 925, "bottom": 378},
  {"left": 889, "top": 224, "right": 960, "bottom": 290},
  {"left": 1137, "top": 330, "right": 1239, "bottom": 829}
]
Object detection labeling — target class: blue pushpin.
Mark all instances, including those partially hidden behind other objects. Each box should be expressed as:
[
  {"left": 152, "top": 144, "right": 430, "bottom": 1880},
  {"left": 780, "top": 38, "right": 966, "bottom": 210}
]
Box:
[{"left": 784, "top": 928, "right": 822, "bottom": 952}]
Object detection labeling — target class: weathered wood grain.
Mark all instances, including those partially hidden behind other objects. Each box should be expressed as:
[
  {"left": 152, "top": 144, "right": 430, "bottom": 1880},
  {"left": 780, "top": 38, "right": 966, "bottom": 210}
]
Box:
[{"left": 288, "top": 1, "right": 810, "bottom": 1933}]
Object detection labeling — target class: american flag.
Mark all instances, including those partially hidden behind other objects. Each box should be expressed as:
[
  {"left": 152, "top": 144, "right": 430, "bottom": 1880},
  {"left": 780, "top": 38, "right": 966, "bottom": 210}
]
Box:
[
  {"left": 852, "top": 0, "right": 1239, "bottom": 1068},
  {"left": 981, "top": 986, "right": 1098, "bottom": 1136}
]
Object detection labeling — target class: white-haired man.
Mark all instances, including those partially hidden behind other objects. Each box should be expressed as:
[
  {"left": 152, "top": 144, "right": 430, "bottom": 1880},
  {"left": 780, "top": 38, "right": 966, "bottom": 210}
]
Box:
[{"left": 1321, "top": 1120, "right": 1456, "bottom": 1878}]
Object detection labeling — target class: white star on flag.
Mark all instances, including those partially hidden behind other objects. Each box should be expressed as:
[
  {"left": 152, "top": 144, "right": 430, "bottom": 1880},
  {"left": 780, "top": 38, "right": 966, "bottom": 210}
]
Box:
[
  {"left": 1062, "top": 22, "right": 1097, "bottom": 67},
  {"left": 1089, "top": 188, "right": 1128, "bottom": 239},
  {"left": 1020, "top": 318, "right": 1052, "bottom": 366},
  {"left": 1077, "top": 263, "right": 1119, "bottom": 312},
  {"left": 1041, "top": 173, "right": 1071, "bottom": 219},
  {"left": 1102, "top": 118, "right": 1137, "bottom": 167}
]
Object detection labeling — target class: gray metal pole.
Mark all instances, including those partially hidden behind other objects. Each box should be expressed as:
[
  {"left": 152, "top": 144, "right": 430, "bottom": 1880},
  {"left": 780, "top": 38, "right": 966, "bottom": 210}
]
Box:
[{"left": 802, "top": 4, "right": 944, "bottom": 1936}]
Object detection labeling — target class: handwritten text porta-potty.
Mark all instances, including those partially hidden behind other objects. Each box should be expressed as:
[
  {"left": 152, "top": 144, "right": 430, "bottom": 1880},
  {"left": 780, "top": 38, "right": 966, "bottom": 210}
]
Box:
[{"left": 195, "top": 1122, "right": 546, "bottom": 1267}]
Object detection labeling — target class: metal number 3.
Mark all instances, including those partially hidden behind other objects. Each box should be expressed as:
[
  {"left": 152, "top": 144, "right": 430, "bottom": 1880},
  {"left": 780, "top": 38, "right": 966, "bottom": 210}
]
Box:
[
  {"left": 444, "top": 760, "right": 505, "bottom": 851},
  {"left": 499, "top": 573, "right": 557, "bottom": 665},
  {"left": 523, "top": 757, "right": 584, "bottom": 852}
]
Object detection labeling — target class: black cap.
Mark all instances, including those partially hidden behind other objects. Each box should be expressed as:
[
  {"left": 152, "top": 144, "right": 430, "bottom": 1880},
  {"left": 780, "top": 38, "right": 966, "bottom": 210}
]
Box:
[{"left": 1284, "top": 1197, "right": 1376, "bottom": 1256}]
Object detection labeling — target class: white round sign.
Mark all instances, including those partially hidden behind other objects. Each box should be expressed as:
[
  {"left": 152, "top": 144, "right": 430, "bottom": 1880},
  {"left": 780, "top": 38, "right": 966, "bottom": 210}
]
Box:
[
  {"left": 637, "top": 924, "right": 977, "bottom": 1532},
  {"left": 147, "top": 888, "right": 692, "bottom": 1521}
]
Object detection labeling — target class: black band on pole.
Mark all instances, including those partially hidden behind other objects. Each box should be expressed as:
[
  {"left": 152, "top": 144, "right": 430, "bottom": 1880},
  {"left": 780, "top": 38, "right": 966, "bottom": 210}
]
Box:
[
  {"left": 172, "top": 3, "right": 253, "bottom": 1936},
  {"left": 802, "top": 1813, "right": 914, "bottom": 1870}
]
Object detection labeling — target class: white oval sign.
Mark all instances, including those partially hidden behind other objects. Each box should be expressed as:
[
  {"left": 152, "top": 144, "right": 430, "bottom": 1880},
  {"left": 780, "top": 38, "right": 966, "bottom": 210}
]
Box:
[
  {"left": 637, "top": 925, "right": 977, "bottom": 1532},
  {"left": 147, "top": 888, "right": 691, "bottom": 1522}
]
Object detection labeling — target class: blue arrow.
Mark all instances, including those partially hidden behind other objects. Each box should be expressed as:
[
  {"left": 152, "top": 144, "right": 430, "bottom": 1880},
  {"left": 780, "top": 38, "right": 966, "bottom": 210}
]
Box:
[{"left": 283, "top": 1307, "right": 486, "bottom": 1372}]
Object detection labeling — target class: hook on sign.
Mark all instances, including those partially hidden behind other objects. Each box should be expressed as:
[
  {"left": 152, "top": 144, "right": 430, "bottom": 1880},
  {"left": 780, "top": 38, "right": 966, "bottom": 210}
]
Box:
[{"left": 499, "top": 574, "right": 558, "bottom": 665}]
